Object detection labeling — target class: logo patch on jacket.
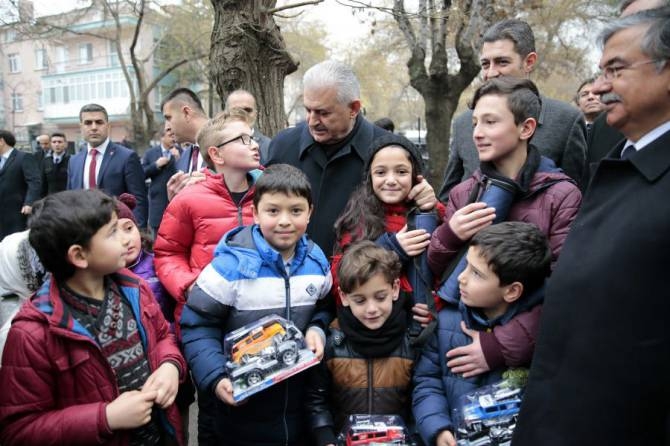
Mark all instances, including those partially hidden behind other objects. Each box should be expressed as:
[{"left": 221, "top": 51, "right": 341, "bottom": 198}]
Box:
[{"left": 306, "top": 283, "right": 317, "bottom": 296}]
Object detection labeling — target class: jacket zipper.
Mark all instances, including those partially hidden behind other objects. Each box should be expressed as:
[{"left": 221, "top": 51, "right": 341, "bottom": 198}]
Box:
[{"left": 283, "top": 272, "right": 292, "bottom": 444}]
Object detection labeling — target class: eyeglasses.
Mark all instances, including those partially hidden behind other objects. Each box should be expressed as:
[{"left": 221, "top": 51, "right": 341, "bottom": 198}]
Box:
[
  {"left": 216, "top": 134, "right": 253, "bottom": 149},
  {"left": 596, "top": 59, "right": 661, "bottom": 81}
]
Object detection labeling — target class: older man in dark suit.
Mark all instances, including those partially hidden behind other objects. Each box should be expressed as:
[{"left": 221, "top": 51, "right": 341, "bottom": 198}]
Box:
[
  {"left": 67, "top": 103, "right": 148, "bottom": 227},
  {"left": 514, "top": 7, "right": 670, "bottom": 445},
  {"left": 0, "top": 130, "right": 41, "bottom": 240}
]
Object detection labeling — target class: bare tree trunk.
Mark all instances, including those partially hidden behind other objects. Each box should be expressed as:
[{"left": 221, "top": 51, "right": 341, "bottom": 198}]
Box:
[
  {"left": 209, "top": 0, "right": 298, "bottom": 137},
  {"left": 391, "top": 0, "right": 497, "bottom": 186}
]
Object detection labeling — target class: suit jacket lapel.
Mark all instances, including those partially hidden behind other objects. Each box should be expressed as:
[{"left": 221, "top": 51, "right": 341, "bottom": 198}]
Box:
[{"left": 97, "top": 144, "right": 116, "bottom": 186}]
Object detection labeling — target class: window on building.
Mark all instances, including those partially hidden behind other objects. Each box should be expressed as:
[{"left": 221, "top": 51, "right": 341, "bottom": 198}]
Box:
[
  {"left": 4, "top": 30, "right": 16, "bottom": 43},
  {"left": 37, "top": 91, "right": 43, "bottom": 110},
  {"left": 79, "top": 43, "right": 93, "bottom": 64},
  {"left": 8, "top": 54, "right": 21, "bottom": 73},
  {"left": 55, "top": 46, "right": 68, "bottom": 73},
  {"left": 11, "top": 93, "right": 23, "bottom": 112},
  {"left": 35, "top": 48, "right": 48, "bottom": 70},
  {"left": 108, "top": 41, "right": 119, "bottom": 67}
]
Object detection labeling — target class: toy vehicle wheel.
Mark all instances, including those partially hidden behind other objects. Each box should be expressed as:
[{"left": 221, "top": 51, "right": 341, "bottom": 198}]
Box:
[
  {"left": 245, "top": 369, "right": 264, "bottom": 386},
  {"left": 280, "top": 348, "right": 298, "bottom": 366}
]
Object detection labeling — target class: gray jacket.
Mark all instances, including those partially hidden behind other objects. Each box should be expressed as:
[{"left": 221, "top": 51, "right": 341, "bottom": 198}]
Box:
[{"left": 438, "top": 95, "right": 587, "bottom": 201}]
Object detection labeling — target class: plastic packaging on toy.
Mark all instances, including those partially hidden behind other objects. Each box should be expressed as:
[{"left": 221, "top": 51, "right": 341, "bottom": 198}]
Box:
[
  {"left": 453, "top": 373, "right": 527, "bottom": 446},
  {"left": 337, "top": 414, "right": 416, "bottom": 446},
  {"left": 224, "top": 314, "right": 319, "bottom": 401}
]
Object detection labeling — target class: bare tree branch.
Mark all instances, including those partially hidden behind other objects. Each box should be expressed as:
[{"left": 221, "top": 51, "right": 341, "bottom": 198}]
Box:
[{"left": 265, "top": 0, "right": 325, "bottom": 14}]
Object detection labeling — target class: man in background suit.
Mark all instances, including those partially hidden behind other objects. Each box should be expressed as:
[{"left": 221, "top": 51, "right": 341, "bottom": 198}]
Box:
[
  {"left": 224, "top": 89, "right": 272, "bottom": 163},
  {"left": 33, "top": 134, "right": 51, "bottom": 166},
  {"left": 66, "top": 103, "right": 148, "bottom": 227},
  {"left": 0, "top": 130, "right": 41, "bottom": 240},
  {"left": 40, "top": 132, "right": 70, "bottom": 196},
  {"left": 161, "top": 88, "right": 209, "bottom": 200},
  {"left": 142, "top": 127, "right": 181, "bottom": 236}
]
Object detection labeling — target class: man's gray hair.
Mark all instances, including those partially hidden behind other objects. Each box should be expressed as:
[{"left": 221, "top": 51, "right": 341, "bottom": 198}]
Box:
[
  {"left": 599, "top": 6, "right": 670, "bottom": 72},
  {"left": 303, "top": 60, "right": 360, "bottom": 104},
  {"left": 618, "top": 0, "right": 669, "bottom": 15}
]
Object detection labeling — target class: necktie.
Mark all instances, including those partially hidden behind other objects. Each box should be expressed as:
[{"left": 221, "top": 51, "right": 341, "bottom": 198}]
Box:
[
  {"left": 0, "top": 157, "right": 5, "bottom": 170},
  {"left": 586, "top": 123, "right": 593, "bottom": 140},
  {"left": 190, "top": 146, "right": 199, "bottom": 173},
  {"left": 88, "top": 149, "right": 98, "bottom": 189},
  {"left": 54, "top": 156, "right": 60, "bottom": 165},
  {"left": 622, "top": 145, "right": 636, "bottom": 160}
]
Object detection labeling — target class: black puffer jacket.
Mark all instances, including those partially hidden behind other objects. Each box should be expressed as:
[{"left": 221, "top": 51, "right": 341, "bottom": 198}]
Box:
[{"left": 306, "top": 320, "right": 416, "bottom": 446}]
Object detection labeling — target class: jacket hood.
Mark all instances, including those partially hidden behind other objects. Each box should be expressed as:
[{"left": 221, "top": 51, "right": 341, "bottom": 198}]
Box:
[{"left": 211, "top": 225, "right": 329, "bottom": 279}]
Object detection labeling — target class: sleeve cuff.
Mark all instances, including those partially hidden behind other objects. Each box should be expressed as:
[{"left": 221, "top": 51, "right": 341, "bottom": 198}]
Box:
[{"left": 480, "top": 330, "right": 505, "bottom": 370}]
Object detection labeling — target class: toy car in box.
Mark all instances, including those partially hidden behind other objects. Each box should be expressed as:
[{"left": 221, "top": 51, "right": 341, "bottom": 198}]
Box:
[
  {"left": 224, "top": 315, "right": 319, "bottom": 401},
  {"left": 454, "top": 379, "right": 524, "bottom": 446},
  {"left": 337, "top": 414, "right": 416, "bottom": 446}
]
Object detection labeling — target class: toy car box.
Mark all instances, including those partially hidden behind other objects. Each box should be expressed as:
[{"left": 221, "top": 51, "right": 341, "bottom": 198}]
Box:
[
  {"left": 224, "top": 314, "right": 319, "bottom": 401},
  {"left": 337, "top": 414, "right": 416, "bottom": 446},
  {"left": 454, "top": 378, "right": 525, "bottom": 446}
]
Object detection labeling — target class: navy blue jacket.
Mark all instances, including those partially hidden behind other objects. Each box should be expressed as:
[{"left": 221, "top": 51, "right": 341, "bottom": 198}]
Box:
[
  {"left": 412, "top": 287, "right": 543, "bottom": 445},
  {"left": 67, "top": 141, "right": 148, "bottom": 227},
  {"left": 142, "top": 145, "right": 179, "bottom": 230}
]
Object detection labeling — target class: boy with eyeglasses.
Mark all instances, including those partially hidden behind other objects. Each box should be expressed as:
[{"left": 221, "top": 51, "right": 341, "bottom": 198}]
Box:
[{"left": 153, "top": 108, "right": 263, "bottom": 443}]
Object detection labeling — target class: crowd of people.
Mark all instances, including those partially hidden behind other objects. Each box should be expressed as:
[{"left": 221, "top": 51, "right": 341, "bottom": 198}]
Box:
[{"left": 0, "top": 2, "right": 669, "bottom": 445}]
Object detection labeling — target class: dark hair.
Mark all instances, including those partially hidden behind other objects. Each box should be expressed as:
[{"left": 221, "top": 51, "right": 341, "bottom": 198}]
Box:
[
  {"left": 79, "top": 103, "right": 108, "bottom": 122},
  {"left": 483, "top": 19, "right": 536, "bottom": 58},
  {"left": 161, "top": 87, "right": 205, "bottom": 115},
  {"left": 253, "top": 164, "right": 312, "bottom": 207},
  {"left": 0, "top": 129, "right": 16, "bottom": 147},
  {"left": 470, "top": 77, "right": 542, "bottom": 125},
  {"left": 334, "top": 134, "right": 424, "bottom": 255},
  {"left": 574, "top": 77, "right": 597, "bottom": 103},
  {"left": 338, "top": 241, "right": 401, "bottom": 293},
  {"left": 470, "top": 222, "right": 551, "bottom": 293},
  {"left": 374, "top": 117, "right": 395, "bottom": 132},
  {"left": 28, "top": 190, "right": 116, "bottom": 281},
  {"left": 50, "top": 132, "right": 66, "bottom": 140}
]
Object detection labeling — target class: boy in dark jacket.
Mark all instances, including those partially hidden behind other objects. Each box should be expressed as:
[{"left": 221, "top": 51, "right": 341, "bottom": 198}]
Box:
[
  {"left": 414, "top": 222, "right": 550, "bottom": 446},
  {"left": 0, "top": 189, "right": 186, "bottom": 445},
  {"left": 307, "top": 241, "right": 417, "bottom": 446},
  {"left": 180, "top": 164, "right": 332, "bottom": 446}
]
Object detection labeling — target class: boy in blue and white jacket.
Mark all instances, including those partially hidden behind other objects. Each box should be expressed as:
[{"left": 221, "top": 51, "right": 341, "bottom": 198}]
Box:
[{"left": 180, "top": 164, "right": 332, "bottom": 446}]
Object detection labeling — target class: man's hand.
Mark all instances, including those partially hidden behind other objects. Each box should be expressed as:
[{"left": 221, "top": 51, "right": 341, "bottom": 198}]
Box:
[
  {"left": 305, "top": 327, "right": 325, "bottom": 360},
  {"left": 396, "top": 225, "right": 431, "bottom": 257},
  {"left": 105, "top": 390, "right": 157, "bottom": 430},
  {"left": 142, "top": 362, "right": 180, "bottom": 408},
  {"left": 20, "top": 205, "right": 32, "bottom": 215},
  {"left": 448, "top": 202, "right": 496, "bottom": 241},
  {"left": 166, "top": 171, "right": 206, "bottom": 201},
  {"left": 215, "top": 378, "right": 238, "bottom": 406},
  {"left": 169, "top": 147, "right": 181, "bottom": 160},
  {"left": 407, "top": 175, "right": 437, "bottom": 211},
  {"left": 446, "top": 321, "right": 490, "bottom": 378},
  {"left": 436, "top": 429, "right": 457, "bottom": 446},
  {"left": 156, "top": 156, "right": 170, "bottom": 168}
]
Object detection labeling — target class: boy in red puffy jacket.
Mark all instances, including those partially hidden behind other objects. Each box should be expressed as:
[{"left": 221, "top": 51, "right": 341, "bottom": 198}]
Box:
[{"left": 0, "top": 189, "right": 186, "bottom": 445}]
